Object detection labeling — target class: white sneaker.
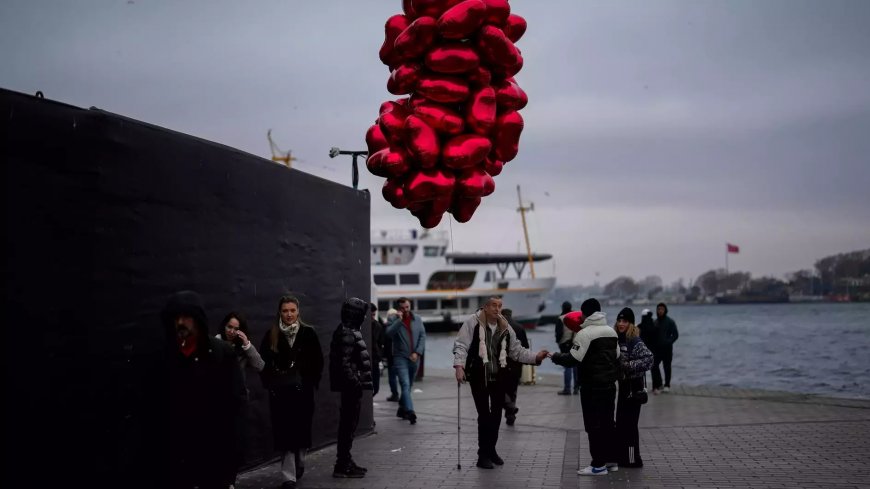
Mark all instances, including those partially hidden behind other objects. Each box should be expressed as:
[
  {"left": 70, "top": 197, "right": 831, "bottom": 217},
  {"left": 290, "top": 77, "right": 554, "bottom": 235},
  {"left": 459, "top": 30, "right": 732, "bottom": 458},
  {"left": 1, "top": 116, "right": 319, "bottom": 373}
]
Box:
[
  {"left": 606, "top": 463, "right": 619, "bottom": 472},
  {"left": 578, "top": 465, "right": 609, "bottom": 476},
  {"left": 662, "top": 386, "right": 671, "bottom": 393}
]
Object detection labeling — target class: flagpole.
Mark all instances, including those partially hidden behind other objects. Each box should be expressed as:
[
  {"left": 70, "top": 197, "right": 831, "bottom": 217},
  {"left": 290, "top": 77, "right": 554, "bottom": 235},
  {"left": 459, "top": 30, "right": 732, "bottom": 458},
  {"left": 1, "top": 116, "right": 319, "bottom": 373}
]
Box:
[{"left": 725, "top": 244, "right": 729, "bottom": 274}]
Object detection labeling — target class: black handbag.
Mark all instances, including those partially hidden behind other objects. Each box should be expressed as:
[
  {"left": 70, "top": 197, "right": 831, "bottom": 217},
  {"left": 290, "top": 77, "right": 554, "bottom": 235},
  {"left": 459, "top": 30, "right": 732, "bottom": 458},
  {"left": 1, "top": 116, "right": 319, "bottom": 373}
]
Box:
[{"left": 626, "top": 377, "right": 648, "bottom": 405}]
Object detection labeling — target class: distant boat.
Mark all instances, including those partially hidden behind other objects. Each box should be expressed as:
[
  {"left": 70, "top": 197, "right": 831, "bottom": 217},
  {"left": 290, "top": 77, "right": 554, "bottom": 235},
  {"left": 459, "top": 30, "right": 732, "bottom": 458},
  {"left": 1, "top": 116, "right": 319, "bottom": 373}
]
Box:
[{"left": 371, "top": 229, "right": 556, "bottom": 332}]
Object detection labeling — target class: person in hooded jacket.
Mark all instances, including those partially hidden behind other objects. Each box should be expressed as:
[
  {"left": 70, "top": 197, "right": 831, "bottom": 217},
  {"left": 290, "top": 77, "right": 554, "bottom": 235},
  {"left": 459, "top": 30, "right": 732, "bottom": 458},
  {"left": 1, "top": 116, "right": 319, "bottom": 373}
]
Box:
[
  {"left": 556, "top": 300, "right": 580, "bottom": 395},
  {"left": 651, "top": 302, "right": 679, "bottom": 394},
  {"left": 613, "top": 307, "right": 653, "bottom": 469},
  {"left": 162, "top": 290, "right": 245, "bottom": 489},
  {"left": 329, "top": 297, "right": 373, "bottom": 478},
  {"left": 551, "top": 298, "right": 619, "bottom": 477},
  {"left": 453, "top": 296, "right": 549, "bottom": 469},
  {"left": 259, "top": 296, "right": 324, "bottom": 489}
]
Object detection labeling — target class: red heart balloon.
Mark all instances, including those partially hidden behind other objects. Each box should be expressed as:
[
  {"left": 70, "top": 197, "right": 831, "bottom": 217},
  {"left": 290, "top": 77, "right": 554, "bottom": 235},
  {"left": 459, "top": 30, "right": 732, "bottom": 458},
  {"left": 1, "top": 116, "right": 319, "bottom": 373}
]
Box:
[
  {"left": 383, "top": 177, "right": 409, "bottom": 209},
  {"left": 481, "top": 0, "right": 510, "bottom": 25},
  {"left": 367, "top": 148, "right": 410, "bottom": 178},
  {"left": 450, "top": 196, "right": 482, "bottom": 223},
  {"left": 476, "top": 24, "right": 521, "bottom": 69},
  {"left": 456, "top": 166, "right": 495, "bottom": 198},
  {"left": 468, "top": 65, "right": 492, "bottom": 87},
  {"left": 492, "top": 110, "right": 523, "bottom": 162},
  {"left": 425, "top": 44, "right": 480, "bottom": 74},
  {"left": 365, "top": 124, "right": 389, "bottom": 155},
  {"left": 411, "top": 0, "right": 462, "bottom": 18},
  {"left": 442, "top": 134, "right": 492, "bottom": 169},
  {"left": 412, "top": 205, "right": 447, "bottom": 228},
  {"left": 437, "top": 0, "right": 487, "bottom": 39},
  {"left": 413, "top": 101, "right": 465, "bottom": 135},
  {"left": 501, "top": 52, "right": 523, "bottom": 78},
  {"left": 403, "top": 115, "right": 440, "bottom": 169},
  {"left": 380, "top": 15, "right": 411, "bottom": 68},
  {"left": 404, "top": 168, "right": 456, "bottom": 203},
  {"left": 502, "top": 14, "right": 527, "bottom": 43},
  {"left": 417, "top": 74, "right": 471, "bottom": 103},
  {"left": 466, "top": 86, "right": 497, "bottom": 135},
  {"left": 484, "top": 156, "right": 504, "bottom": 176},
  {"left": 387, "top": 62, "right": 422, "bottom": 95},
  {"left": 394, "top": 16, "right": 438, "bottom": 62},
  {"left": 493, "top": 78, "right": 528, "bottom": 112},
  {"left": 378, "top": 101, "right": 412, "bottom": 145}
]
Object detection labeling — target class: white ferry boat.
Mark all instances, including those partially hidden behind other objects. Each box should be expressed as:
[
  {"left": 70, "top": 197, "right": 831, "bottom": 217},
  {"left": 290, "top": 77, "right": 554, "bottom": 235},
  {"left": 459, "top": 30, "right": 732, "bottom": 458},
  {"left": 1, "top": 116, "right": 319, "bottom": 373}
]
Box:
[{"left": 371, "top": 229, "right": 556, "bottom": 331}]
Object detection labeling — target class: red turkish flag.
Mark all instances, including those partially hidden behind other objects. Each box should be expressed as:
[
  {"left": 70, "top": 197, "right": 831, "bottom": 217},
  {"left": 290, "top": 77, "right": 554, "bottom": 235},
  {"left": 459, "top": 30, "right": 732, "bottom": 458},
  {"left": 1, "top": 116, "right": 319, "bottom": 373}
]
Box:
[{"left": 727, "top": 243, "right": 740, "bottom": 254}]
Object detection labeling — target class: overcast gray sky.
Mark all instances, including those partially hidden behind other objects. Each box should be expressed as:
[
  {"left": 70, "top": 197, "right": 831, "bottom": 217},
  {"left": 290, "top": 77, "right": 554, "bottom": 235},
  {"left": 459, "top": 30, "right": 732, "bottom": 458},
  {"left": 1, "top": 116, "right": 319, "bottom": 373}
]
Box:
[{"left": 2, "top": 0, "right": 868, "bottom": 286}]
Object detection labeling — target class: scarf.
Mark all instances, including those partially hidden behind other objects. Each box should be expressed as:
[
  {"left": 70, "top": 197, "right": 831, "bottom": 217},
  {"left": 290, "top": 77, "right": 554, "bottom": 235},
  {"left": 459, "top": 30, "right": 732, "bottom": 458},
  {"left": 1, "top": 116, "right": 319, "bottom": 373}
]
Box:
[
  {"left": 478, "top": 317, "right": 508, "bottom": 368},
  {"left": 279, "top": 321, "right": 300, "bottom": 348}
]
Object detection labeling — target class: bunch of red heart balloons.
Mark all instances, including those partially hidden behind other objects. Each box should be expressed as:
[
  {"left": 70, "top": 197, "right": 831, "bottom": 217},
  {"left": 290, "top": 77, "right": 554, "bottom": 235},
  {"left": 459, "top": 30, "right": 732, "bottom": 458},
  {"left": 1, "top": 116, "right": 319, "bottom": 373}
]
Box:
[{"left": 365, "top": 0, "right": 527, "bottom": 228}]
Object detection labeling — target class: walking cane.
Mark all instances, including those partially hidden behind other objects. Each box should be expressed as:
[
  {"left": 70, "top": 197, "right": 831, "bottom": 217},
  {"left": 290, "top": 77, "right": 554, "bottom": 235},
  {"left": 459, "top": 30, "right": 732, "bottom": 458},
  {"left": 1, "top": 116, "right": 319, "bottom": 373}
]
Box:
[{"left": 457, "top": 380, "right": 462, "bottom": 470}]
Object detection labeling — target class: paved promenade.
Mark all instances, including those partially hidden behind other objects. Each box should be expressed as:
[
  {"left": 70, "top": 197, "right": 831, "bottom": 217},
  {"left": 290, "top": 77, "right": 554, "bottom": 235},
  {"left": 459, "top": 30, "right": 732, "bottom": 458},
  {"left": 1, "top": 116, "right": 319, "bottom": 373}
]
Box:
[{"left": 238, "top": 369, "right": 870, "bottom": 489}]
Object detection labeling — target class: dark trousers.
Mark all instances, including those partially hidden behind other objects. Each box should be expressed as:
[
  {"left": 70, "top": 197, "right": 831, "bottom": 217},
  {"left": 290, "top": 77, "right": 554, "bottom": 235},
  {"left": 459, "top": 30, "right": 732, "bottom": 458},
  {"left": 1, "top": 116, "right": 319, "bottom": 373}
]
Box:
[
  {"left": 372, "top": 361, "right": 381, "bottom": 397},
  {"left": 615, "top": 380, "right": 643, "bottom": 466},
  {"left": 651, "top": 346, "right": 673, "bottom": 389},
  {"left": 336, "top": 389, "right": 361, "bottom": 466},
  {"left": 579, "top": 386, "right": 616, "bottom": 468},
  {"left": 503, "top": 373, "right": 520, "bottom": 421},
  {"left": 470, "top": 378, "right": 507, "bottom": 457}
]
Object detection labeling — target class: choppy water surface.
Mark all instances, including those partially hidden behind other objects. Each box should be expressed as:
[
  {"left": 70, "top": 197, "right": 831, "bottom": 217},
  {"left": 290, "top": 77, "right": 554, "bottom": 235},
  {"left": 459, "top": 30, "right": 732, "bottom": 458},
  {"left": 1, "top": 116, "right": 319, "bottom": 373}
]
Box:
[{"left": 422, "top": 303, "right": 870, "bottom": 399}]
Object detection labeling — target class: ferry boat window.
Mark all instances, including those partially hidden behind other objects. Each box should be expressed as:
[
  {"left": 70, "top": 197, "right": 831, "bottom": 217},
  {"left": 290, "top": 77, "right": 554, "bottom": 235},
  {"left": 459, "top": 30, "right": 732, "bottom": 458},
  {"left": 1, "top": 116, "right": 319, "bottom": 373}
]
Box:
[
  {"left": 399, "top": 273, "right": 420, "bottom": 285},
  {"left": 497, "top": 281, "right": 509, "bottom": 290},
  {"left": 441, "top": 298, "right": 458, "bottom": 309},
  {"left": 427, "top": 271, "right": 475, "bottom": 290},
  {"left": 416, "top": 299, "right": 437, "bottom": 310},
  {"left": 460, "top": 298, "right": 470, "bottom": 308},
  {"left": 483, "top": 271, "right": 492, "bottom": 282},
  {"left": 373, "top": 274, "right": 397, "bottom": 285},
  {"left": 424, "top": 246, "right": 439, "bottom": 257}
]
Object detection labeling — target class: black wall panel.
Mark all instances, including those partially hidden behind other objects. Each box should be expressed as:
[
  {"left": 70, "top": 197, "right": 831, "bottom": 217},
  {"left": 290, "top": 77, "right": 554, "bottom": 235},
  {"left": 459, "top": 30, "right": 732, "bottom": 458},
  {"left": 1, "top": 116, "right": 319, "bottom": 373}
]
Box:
[{"left": 1, "top": 88, "right": 372, "bottom": 486}]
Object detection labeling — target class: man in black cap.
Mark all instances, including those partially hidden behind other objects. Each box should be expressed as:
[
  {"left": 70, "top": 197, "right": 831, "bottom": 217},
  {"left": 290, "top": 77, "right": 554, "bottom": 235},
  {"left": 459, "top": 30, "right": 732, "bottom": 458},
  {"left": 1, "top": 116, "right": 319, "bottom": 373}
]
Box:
[
  {"left": 161, "top": 290, "right": 245, "bottom": 489},
  {"left": 551, "top": 298, "right": 619, "bottom": 476},
  {"left": 329, "top": 297, "right": 373, "bottom": 478}
]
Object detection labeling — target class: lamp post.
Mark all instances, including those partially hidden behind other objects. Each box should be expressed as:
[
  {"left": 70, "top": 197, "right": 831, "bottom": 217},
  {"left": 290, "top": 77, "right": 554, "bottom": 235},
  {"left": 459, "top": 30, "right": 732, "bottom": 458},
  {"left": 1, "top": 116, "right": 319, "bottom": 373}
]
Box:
[{"left": 329, "top": 147, "right": 368, "bottom": 189}]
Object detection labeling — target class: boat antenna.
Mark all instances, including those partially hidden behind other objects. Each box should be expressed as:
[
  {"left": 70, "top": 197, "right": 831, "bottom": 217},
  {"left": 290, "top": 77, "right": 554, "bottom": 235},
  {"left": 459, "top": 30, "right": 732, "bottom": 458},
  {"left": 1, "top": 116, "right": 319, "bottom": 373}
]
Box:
[{"left": 516, "top": 185, "right": 536, "bottom": 279}]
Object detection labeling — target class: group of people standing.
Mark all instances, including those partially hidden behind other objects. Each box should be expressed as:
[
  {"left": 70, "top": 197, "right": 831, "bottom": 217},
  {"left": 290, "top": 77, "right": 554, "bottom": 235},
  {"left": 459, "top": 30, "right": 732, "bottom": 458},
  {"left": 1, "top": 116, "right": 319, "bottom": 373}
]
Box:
[
  {"left": 551, "top": 299, "right": 679, "bottom": 476},
  {"left": 163, "top": 291, "right": 376, "bottom": 489}
]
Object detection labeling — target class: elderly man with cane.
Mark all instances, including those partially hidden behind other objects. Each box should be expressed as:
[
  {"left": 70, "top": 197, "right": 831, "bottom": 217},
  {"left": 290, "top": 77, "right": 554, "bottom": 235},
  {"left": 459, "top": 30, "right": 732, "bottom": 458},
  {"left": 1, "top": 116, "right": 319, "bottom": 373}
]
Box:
[{"left": 453, "top": 296, "right": 549, "bottom": 469}]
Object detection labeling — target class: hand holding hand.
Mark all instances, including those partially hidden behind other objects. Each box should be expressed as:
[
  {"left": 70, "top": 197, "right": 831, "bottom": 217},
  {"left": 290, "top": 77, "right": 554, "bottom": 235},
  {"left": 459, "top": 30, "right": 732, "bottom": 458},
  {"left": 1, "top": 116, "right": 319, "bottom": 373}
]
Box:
[{"left": 534, "top": 349, "right": 550, "bottom": 364}]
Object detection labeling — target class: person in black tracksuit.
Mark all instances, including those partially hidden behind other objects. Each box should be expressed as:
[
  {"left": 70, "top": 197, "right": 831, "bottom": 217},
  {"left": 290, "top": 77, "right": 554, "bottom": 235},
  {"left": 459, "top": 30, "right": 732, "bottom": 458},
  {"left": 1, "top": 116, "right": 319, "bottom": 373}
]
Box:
[
  {"left": 329, "top": 298, "right": 373, "bottom": 478},
  {"left": 501, "top": 308, "right": 529, "bottom": 426},
  {"left": 613, "top": 307, "right": 653, "bottom": 468},
  {"left": 551, "top": 298, "right": 619, "bottom": 476},
  {"left": 651, "top": 302, "right": 679, "bottom": 393}
]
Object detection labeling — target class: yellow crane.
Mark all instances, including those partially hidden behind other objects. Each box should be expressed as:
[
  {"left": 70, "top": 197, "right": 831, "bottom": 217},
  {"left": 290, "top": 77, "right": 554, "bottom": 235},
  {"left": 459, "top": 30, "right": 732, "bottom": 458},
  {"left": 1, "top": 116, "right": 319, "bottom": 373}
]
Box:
[{"left": 267, "top": 129, "right": 298, "bottom": 168}]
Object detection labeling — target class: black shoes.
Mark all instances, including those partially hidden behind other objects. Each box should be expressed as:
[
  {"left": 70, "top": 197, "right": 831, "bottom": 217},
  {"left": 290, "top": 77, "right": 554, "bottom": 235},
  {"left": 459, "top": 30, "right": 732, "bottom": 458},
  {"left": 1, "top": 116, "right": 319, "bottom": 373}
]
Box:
[
  {"left": 406, "top": 410, "right": 417, "bottom": 424},
  {"left": 350, "top": 460, "right": 368, "bottom": 473},
  {"left": 476, "top": 457, "right": 494, "bottom": 469},
  {"left": 333, "top": 464, "right": 366, "bottom": 478},
  {"left": 296, "top": 466, "right": 304, "bottom": 480},
  {"left": 572, "top": 388, "right": 579, "bottom": 395},
  {"left": 386, "top": 393, "right": 399, "bottom": 402},
  {"left": 505, "top": 407, "right": 518, "bottom": 426},
  {"left": 490, "top": 451, "right": 504, "bottom": 465},
  {"left": 281, "top": 481, "right": 297, "bottom": 489},
  {"left": 396, "top": 407, "right": 408, "bottom": 419},
  {"left": 557, "top": 390, "right": 571, "bottom": 395},
  {"left": 505, "top": 417, "right": 515, "bottom": 426}
]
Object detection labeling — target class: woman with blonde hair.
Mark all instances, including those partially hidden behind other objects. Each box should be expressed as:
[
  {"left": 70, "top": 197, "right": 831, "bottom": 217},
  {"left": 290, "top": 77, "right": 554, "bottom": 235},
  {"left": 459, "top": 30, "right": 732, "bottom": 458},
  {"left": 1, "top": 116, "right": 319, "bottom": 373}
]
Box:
[
  {"left": 612, "top": 307, "right": 653, "bottom": 470},
  {"left": 260, "top": 295, "right": 324, "bottom": 489}
]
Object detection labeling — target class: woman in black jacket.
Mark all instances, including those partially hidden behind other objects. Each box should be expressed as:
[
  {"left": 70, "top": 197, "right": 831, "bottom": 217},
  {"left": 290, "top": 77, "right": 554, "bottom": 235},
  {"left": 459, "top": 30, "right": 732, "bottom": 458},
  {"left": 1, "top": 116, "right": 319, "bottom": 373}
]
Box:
[
  {"left": 613, "top": 308, "right": 653, "bottom": 469},
  {"left": 260, "top": 296, "right": 324, "bottom": 489}
]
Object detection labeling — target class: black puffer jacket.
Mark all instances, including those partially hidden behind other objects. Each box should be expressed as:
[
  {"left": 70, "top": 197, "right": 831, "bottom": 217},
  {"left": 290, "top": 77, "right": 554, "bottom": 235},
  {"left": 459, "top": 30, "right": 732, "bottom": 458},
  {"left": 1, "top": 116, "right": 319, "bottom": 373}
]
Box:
[{"left": 329, "top": 298, "right": 373, "bottom": 392}]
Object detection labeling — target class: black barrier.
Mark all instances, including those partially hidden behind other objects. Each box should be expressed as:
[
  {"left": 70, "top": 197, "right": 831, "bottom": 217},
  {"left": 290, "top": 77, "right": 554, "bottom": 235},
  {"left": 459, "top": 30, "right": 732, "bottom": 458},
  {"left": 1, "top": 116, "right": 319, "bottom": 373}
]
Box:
[{"left": 1, "top": 87, "right": 372, "bottom": 487}]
